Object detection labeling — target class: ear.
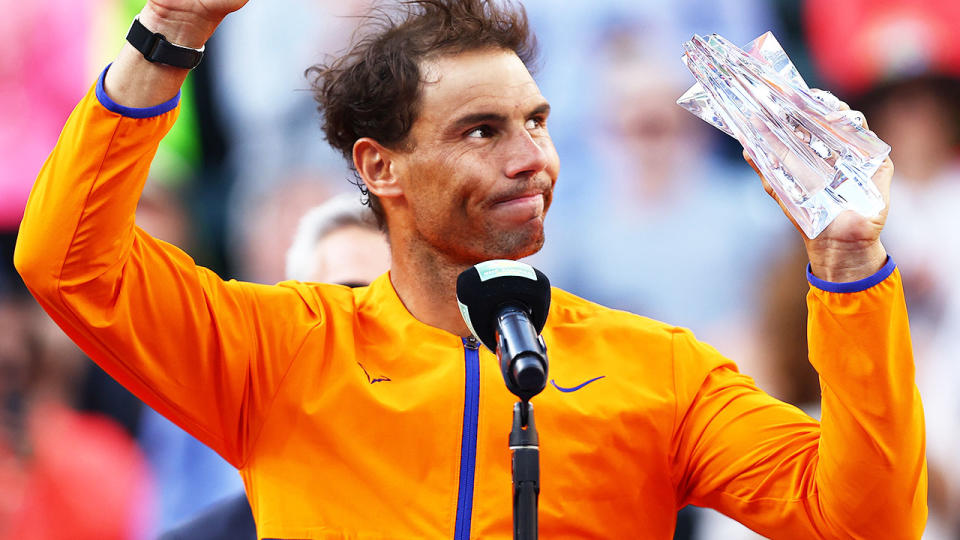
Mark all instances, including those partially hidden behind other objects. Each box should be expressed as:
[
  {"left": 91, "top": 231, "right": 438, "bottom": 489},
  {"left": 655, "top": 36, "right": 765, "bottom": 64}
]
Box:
[{"left": 353, "top": 137, "right": 404, "bottom": 200}]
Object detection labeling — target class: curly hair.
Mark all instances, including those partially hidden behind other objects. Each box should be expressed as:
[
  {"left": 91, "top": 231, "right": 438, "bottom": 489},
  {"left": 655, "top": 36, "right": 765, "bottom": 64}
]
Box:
[{"left": 306, "top": 0, "right": 538, "bottom": 230}]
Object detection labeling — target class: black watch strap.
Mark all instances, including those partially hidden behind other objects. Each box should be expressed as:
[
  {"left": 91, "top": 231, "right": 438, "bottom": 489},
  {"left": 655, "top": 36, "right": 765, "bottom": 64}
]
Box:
[{"left": 126, "top": 17, "right": 205, "bottom": 70}]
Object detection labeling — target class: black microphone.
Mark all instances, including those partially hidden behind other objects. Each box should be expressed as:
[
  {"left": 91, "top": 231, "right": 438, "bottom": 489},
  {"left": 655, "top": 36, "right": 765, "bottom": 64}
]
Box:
[{"left": 456, "top": 260, "right": 551, "bottom": 401}]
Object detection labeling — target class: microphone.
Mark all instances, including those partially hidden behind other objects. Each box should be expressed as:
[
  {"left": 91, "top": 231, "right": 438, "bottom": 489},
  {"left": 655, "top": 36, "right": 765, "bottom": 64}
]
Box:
[{"left": 456, "top": 260, "right": 551, "bottom": 401}]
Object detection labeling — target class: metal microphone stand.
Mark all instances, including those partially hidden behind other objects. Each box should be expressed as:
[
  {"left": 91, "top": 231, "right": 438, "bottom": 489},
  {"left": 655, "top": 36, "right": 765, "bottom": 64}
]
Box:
[{"left": 509, "top": 400, "right": 539, "bottom": 540}]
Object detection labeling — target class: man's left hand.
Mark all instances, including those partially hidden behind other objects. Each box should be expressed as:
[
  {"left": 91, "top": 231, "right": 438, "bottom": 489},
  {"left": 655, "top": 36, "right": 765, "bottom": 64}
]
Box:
[{"left": 744, "top": 96, "right": 891, "bottom": 282}]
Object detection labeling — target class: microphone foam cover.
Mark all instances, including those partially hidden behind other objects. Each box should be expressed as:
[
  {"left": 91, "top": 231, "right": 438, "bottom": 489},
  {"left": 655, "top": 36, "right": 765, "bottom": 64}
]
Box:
[{"left": 456, "top": 260, "right": 551, "bottom": 352}]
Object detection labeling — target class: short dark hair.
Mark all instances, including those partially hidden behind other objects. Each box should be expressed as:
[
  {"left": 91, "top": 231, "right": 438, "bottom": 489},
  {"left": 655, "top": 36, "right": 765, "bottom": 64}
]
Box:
[{"left": 306, "top": 0, "right": 538, "bottom": 230}]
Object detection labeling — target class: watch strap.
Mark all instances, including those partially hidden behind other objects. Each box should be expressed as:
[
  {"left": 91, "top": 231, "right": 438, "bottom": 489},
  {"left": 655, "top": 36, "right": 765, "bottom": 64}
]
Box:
[{"left": 126, "top": 17, "right": 205, "bottom": 70}]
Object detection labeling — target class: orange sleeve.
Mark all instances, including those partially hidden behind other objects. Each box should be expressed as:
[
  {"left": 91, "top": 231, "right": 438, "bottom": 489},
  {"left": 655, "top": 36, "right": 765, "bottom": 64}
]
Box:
[
  {"left": 14, "top": 77, "right": 325, "bottom": 468},
  {"left": 671, "top": 268, "right": 926, "bottom": 538}
]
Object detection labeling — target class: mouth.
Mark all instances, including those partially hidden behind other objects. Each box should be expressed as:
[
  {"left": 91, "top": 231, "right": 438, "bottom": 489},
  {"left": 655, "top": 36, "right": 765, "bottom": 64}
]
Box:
[
  {"left": 493, "top": 191, "right": 544, "bottom": 207},
  {"left": 491, "top": 184, "right": 551, "bottom": 206},
  {"left": 489, "top": 189, "right": 548, "bottom": 224}
]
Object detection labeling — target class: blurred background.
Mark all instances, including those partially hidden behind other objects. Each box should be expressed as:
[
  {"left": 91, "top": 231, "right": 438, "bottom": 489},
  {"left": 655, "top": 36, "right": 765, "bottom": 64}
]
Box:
[{"left": 0, "top": 0, "right": 957, "bottom": 538}]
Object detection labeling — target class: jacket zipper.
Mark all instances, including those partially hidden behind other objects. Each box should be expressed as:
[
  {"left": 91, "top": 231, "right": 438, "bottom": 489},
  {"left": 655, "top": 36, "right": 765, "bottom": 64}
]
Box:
[{"left": 454, "top": 337, "right": 481, "bottom": 539}]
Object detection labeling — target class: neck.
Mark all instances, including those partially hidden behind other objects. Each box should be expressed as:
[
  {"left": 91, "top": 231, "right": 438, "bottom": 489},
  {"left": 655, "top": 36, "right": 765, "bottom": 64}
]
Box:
[{"left": 388, "top": 232, "right": 473, "bottom": 338}]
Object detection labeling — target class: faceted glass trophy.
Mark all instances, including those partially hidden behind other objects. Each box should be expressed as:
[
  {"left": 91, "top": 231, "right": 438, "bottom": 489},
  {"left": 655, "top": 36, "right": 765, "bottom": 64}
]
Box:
[{"left": 677, "top": 32, "right": 889, "bottom": 238}]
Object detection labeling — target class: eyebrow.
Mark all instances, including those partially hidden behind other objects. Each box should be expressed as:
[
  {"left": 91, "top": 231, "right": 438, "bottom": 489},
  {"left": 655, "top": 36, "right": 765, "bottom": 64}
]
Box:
[
  {"left": 449, "top": 102, "right": 552, "bottom": 131},
  {"left": 529, "top": 102, "right": 551, "bottom": 118}
]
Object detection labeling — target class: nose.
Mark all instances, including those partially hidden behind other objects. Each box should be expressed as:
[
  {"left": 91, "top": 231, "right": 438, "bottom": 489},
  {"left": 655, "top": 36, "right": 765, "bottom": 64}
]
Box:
[{"left": 503, "top": 129, "right": 549, "bottom": 179}]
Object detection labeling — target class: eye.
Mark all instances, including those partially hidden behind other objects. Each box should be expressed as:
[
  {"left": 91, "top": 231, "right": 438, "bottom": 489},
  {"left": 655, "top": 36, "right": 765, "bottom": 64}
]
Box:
[
  {"left": 525, "top": 116, "right": 546, "bottom": 130},
  {"left": 466, "top": 125, "right": 495, "bottom": 138}
]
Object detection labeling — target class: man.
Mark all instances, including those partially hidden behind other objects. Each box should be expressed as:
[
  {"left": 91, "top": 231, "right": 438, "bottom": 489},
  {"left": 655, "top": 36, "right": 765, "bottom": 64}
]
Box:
[
  {"left": 14, "top": 1, "right": 925, "bottom": 538},
  {"left": 160, "top": 192, "right": 390, "bottom": 539}
]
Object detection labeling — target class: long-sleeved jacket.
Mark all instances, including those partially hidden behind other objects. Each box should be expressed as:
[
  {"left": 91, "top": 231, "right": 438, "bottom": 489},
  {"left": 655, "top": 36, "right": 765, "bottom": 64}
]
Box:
[{"left": 14, "top": 70, "right": 927, "bottom": 539}]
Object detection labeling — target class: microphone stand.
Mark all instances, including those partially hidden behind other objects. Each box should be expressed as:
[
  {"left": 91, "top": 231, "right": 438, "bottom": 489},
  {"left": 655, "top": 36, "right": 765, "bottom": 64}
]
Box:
[
  {"left": 493, "top": 306, "right": 548, "bottom": 540},
  {"left": 510, "top": 400, "right": 539, "bottom": 540}
]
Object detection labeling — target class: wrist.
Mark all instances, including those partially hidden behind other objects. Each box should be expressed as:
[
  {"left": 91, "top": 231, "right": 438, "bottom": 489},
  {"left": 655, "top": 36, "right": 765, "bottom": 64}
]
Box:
[{"left": 806, "top": 239, "right": 887, "bottom": 282}]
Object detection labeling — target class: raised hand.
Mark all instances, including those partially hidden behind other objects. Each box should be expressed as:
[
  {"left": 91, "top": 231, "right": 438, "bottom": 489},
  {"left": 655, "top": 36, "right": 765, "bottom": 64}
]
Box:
[
  {"left": 744, "top": 92, "right": 891, "bottom": 282},
  {"left": 105, "top": 0, "right": 249, "bottom": 107},
  {"left": 141, "top": 0, "right": 250, "bottom": 47}
]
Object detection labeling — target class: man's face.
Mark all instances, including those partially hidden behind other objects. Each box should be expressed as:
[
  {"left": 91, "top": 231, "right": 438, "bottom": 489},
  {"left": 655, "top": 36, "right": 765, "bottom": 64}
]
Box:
[{"left": 394, "top": 48, "right": 560, "bottom": 263}]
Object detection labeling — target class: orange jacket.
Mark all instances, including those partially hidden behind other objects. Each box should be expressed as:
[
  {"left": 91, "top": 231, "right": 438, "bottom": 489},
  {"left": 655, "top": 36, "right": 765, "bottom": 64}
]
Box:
[{"left": 15, "top": 73, "right": 926, "bottom": 539}]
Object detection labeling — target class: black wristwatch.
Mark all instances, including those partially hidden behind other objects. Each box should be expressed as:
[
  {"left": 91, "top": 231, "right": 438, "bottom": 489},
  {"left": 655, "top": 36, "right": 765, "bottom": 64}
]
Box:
[{"left": 126, "top": 16, "right": 205, "bottom": 70}]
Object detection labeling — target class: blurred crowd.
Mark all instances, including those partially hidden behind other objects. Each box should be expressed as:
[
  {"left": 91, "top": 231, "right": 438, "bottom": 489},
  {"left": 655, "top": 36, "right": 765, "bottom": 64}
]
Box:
[{"left": 1, "top": 0, "right": 958, "bottom": 538}]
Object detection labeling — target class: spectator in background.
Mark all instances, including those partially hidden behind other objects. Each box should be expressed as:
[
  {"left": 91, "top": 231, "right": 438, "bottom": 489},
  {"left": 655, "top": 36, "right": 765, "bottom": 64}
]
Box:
[
  {"left": 520, "top": 0, "right": 776, "bottom": 167},
  {"left": 159, "top": 192, "right": 389, "bottom": 540},
  {"left": 805, "top": 0, "right": 960, "bottom": 537},
  {"left": 859, "top": 76, "right": 960, "bottom": 352},
  {"left": 0, "top": 294, "right": 153, "bottom": 540},
  {"left": 230, "top": 169, "right": 340, "bottom": 284},
  {"left": 283, "top": 192, "right": 392, "bottom": 286}
]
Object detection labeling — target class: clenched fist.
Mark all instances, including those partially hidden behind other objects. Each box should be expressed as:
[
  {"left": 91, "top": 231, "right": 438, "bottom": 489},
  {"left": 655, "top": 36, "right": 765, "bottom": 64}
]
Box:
[{"left": 140, "top": 0, "right": 251, "bottom": 48}]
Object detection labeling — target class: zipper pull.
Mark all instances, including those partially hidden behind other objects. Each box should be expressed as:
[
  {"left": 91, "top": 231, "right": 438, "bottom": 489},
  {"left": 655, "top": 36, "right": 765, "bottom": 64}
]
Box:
[{"left": 463, "top": 336, "right": 480, "bottom": 350}]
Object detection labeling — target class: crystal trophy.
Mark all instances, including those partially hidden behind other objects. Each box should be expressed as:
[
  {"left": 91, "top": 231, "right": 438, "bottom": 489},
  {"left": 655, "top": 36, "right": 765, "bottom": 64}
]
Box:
[{"left": 677, "top": 32, "right": 889, "bottom": 238}]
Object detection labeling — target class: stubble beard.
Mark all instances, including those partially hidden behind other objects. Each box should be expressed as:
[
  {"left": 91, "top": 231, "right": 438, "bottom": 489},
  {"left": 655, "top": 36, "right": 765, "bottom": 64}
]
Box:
[
  {"left": 485, "top": 218, "right": 545, "bottom": 260},
  {"left": 413, "top": 217, "right": 545, "bottom": 270},
  {"left": 453, "top": 216, "right": 545, "bottom": 264}
]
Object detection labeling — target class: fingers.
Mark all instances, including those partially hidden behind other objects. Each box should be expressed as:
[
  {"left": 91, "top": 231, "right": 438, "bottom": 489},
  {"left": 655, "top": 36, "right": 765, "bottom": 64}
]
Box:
[
  {"left": 871, "top": 157, "right": 895, "bottom": 202},
  {"left": 826, "top": 109, "right": 870, "bottom": 131},
  {"left": 844, "top": 109, "right": 866, "bottom": 128},
  {"left": 811, "top": 87, "right": 873, "bottom": 131},
  {"left": 810, "top": 88, "right": 846, "bottom": 111}
]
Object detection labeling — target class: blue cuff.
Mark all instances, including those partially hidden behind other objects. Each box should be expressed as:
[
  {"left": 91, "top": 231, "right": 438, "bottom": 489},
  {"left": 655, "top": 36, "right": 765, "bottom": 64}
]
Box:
[
  {"left": 95, "top": 64, "right": 180, "bottom": 119},
  {"left": 807, "top": 256, "right": 896, "bottom": 293}
]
